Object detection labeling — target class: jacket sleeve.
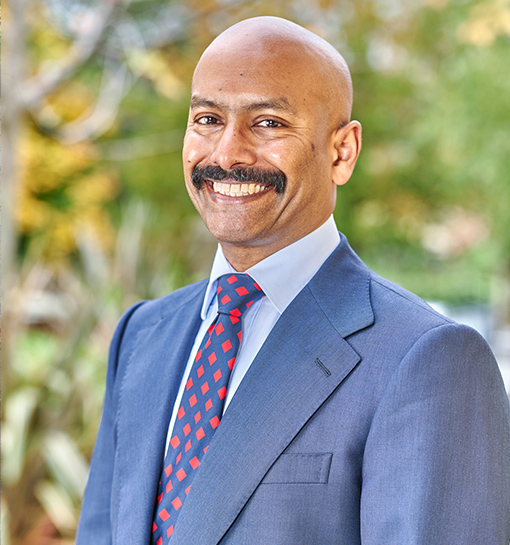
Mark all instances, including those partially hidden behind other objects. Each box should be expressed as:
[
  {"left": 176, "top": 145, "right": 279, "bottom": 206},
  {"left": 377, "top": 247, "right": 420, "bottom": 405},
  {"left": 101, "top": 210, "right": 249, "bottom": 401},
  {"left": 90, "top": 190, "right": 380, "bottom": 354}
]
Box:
[
  {"left": 360, "top": 322, "right": 510, "bottom": 544},
  {"left": 76, "top": 301, "right": 146, "bottom": 545}
]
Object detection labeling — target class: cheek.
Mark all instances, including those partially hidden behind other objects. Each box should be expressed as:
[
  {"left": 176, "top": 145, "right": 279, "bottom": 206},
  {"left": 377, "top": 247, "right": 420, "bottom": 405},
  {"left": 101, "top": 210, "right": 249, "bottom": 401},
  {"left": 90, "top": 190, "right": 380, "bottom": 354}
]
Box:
[
  {"left": 263, "top": 142, "right": 286, "bottom": 164},
  {"left": 262, "top": 141, "right": 310, "bottom": 174},
  {"left": 182, "top": 133, "right": 205, "bottom": 169}
]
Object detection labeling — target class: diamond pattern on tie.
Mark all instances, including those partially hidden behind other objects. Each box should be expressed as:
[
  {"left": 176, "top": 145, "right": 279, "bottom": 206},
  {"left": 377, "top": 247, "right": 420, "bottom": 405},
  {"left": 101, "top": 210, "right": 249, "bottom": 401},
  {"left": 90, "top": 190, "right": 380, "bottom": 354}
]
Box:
[{"left": 151, "top": 274, "right": 264, "bottom": 544}]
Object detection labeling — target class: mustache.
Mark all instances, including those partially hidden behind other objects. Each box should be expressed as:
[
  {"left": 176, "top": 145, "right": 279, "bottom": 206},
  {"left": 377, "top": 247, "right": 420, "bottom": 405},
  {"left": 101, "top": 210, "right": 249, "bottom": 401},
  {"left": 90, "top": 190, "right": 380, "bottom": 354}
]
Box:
[{"left": 191, "top": 165, "right": 286, "bottom": 194}]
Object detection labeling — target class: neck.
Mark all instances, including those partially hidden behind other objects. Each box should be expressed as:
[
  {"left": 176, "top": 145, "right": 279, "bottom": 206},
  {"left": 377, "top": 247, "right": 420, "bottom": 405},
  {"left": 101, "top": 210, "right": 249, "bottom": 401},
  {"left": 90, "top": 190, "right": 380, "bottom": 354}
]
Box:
[
  {"left": 220, "top": 244, "right": 277, "bottom": 272},
  {"left": 219, "top": 218, "right": 334, "bottom": 271}
]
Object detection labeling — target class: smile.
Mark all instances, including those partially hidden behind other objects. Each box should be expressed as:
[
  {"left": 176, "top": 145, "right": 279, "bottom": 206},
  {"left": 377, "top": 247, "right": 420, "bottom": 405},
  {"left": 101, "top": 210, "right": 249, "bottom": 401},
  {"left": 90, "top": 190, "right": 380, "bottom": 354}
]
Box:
[{"left": 211, "top": 182, "right": 270, "bottom": 197}]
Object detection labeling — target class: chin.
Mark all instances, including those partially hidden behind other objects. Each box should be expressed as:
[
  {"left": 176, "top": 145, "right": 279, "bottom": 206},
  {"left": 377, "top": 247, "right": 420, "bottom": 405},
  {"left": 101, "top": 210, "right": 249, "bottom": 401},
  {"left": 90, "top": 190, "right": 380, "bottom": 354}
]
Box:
[{"left": 209, "top": 229, "right": 252, "bottom": 246}]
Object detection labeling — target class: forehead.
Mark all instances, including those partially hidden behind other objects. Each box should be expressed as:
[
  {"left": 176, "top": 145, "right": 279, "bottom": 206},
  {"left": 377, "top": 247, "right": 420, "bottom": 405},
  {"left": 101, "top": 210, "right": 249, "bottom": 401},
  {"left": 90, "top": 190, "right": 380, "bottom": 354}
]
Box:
[
  {"left": 191, "top": 45, "right": 322, "bottom": 115},
  {"left": 189, "top": 95, "right": 298, "bottom": 116}
]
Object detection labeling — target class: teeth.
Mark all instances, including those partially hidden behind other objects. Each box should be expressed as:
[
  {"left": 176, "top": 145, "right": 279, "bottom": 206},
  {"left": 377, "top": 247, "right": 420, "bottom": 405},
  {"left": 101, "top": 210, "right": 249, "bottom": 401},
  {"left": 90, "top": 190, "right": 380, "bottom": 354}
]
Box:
[{"left": 212, "top": 181, "right": 267, "bottom": 196}]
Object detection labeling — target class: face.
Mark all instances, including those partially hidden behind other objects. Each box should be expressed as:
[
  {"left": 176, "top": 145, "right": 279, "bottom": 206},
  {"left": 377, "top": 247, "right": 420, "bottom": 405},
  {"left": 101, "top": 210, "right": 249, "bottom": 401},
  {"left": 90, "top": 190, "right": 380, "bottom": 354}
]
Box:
[{"left": 182, "top": 41, "right": 342, "bottom": 269}]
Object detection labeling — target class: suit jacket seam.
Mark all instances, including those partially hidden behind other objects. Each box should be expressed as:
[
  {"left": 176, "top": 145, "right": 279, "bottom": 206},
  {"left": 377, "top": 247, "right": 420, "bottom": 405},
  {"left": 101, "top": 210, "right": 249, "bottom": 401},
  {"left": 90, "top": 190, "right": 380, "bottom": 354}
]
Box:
[
  {"left": 114, "top": 324, "right": 148, "bottom": 543},
  {"left": 370, "top": 275, "right": 456, "bottom": 325},
  {"left": 110, "top": 301, "right": 148, "bottom": 382}
]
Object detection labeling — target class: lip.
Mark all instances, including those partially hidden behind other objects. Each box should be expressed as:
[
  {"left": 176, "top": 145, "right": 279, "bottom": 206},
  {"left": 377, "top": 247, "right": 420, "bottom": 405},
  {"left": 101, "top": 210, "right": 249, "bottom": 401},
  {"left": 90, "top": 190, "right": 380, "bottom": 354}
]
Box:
[{"left": 204, "top": 180, "right": 274, "bottom": 202}]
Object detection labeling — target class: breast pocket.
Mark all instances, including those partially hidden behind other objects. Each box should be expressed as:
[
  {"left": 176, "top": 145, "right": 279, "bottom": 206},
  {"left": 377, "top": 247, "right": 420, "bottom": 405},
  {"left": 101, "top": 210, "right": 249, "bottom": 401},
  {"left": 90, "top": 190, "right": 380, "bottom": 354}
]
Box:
[{"left": 260, "top": 452, "right": 333, "bottom": 484}]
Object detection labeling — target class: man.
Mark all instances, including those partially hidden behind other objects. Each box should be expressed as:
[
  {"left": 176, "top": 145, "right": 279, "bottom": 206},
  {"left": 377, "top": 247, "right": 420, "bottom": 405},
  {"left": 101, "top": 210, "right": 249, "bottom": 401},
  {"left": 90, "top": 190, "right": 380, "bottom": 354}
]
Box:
[{"left": 77, "top": 16, "right": 510, "bottom": 545}]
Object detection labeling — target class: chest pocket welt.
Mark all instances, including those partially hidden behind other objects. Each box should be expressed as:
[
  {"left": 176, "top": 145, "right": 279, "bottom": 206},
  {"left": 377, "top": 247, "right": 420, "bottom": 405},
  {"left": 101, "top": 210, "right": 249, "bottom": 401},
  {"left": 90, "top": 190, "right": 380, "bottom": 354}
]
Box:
[{"left": 260, "top": 453, "right": 333, "bottom": 484}]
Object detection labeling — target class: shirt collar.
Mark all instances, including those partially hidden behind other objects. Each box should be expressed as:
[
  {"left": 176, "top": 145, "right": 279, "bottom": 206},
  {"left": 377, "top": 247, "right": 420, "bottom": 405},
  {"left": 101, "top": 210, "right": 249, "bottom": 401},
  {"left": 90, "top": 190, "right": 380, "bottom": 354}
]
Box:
[{"left": 201, "top": 216, "right": 340, "bottom": 319}]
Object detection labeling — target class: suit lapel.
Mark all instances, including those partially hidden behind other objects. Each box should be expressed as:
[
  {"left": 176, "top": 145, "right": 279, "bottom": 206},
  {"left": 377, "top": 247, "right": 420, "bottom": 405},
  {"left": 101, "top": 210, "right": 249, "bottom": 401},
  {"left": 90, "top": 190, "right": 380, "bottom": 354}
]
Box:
[
  {"left": 171, "top": 237, "right": 374, "bottom": 544},
  {"left": 114, "top": 285, "right": 206, "bottom": 544}
]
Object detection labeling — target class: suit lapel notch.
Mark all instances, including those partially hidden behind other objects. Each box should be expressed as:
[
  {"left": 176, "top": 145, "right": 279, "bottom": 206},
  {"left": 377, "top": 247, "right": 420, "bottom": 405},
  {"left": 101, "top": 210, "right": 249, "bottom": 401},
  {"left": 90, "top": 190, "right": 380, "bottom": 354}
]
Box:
[{"left": 309, "top": 235, "right": 375, "bottom": 338}]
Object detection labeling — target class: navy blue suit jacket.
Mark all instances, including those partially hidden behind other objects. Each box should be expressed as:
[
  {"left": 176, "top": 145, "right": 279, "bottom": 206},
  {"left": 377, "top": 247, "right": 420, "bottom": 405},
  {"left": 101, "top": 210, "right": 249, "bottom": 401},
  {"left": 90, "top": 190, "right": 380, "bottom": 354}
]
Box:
[{"left": 77, "top": 235, "right": 510, "bottom": 544}]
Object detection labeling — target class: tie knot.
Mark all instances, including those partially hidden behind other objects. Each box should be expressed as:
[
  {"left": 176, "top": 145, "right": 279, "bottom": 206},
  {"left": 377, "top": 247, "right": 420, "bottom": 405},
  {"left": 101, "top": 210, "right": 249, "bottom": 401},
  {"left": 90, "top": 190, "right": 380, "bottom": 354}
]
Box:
[{"left": 216, "top": 274, "right": 264, "bottom": 317}]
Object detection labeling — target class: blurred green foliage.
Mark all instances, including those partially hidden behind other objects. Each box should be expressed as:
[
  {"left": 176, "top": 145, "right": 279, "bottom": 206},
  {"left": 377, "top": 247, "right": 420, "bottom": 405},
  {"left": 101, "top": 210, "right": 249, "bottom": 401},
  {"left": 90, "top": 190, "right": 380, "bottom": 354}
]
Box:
[{"left": 2, "top": 0, "right": 510, "bottom": 543}]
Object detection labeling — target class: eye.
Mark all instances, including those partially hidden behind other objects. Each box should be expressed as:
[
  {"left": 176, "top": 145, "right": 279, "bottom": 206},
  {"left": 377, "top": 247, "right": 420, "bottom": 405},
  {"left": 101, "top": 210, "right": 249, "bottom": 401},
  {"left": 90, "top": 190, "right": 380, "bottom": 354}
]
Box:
[
  {"left": 195, "top": 116, "right": 221, "bottom": 125},
  {"left": 256, "top": 119, "right": 283, "bottom": 128}
]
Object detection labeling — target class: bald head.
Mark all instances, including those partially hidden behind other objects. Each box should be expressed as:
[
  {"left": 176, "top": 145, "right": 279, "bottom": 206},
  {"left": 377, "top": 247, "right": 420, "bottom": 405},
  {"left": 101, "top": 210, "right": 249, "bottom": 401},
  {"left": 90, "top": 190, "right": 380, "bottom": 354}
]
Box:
[
  {"left": 194, "top": 17, "right": 354, "bottom": 126},
  {"left": 183, "top": 16, "right": 362, "bottom": 269}
]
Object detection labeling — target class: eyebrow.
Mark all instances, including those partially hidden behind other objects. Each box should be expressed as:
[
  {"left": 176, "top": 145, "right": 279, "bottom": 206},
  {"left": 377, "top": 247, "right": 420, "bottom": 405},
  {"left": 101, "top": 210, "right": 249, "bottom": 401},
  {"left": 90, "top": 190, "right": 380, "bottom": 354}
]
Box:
[{"left": 190, "top": 96, "right": 296, "bottom": 115}]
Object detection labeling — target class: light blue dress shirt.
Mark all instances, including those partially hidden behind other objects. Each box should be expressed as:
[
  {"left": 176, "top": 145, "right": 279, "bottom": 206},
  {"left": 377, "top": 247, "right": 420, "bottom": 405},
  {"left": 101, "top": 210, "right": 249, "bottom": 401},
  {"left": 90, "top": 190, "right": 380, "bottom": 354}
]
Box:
[{"left": 165, "top": 216, "right": 340, "bottom": 452}]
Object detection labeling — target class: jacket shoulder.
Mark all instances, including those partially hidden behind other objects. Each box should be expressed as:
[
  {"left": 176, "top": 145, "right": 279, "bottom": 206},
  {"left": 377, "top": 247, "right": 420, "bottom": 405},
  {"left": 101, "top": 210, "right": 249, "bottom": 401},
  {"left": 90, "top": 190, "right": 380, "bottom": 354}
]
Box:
[
  {"left": 367, "top": 270, "right": 457, "bottom": 335},
  {"left": 311, "top": 234, "right": 454, "bottom": 338},
  {"left": 122, "top": 278, "right": 208, "bottom": 331}
]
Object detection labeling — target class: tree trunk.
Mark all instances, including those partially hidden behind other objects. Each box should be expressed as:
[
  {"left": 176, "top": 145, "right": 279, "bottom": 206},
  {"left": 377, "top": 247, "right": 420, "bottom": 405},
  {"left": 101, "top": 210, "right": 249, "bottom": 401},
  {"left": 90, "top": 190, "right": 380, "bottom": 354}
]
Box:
[{"left": 2, "top": 0, "right": 29, "bottom": 371}]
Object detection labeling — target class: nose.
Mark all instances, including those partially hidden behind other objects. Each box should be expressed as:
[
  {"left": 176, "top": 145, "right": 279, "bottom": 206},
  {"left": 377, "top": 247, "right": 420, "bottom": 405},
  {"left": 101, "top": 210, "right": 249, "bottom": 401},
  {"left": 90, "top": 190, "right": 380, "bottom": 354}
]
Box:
[{"left": 210, "top": 124, "right": 257, "bottom": 169}]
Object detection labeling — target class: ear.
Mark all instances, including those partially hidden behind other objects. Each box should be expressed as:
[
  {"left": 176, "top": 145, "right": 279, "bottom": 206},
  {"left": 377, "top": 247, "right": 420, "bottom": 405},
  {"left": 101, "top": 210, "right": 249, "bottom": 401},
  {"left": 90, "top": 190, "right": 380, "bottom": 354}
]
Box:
[{"left": 330, "top": 121, "right": 362, "bottom": 187}]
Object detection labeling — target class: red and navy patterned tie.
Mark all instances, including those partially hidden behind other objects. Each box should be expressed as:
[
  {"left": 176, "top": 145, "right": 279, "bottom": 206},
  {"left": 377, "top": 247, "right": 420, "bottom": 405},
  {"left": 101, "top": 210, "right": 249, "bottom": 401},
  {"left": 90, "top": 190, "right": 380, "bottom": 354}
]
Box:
[{"left": 151, "top": 273, "right": 264, "bottom": 544}]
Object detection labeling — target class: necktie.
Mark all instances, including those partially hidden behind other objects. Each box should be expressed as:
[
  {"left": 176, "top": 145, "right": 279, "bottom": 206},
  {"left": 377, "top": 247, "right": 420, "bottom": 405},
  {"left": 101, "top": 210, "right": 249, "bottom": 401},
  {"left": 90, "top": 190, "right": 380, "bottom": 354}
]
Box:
[{"left": 151, "top": 273, "right": 264, "bottom": 544}]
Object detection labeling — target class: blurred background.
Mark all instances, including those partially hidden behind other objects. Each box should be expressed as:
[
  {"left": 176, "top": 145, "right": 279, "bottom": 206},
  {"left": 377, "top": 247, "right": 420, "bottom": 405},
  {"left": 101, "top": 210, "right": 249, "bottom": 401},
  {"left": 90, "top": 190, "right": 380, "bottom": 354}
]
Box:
[{"left": 2, "top": 0, "right": 510, "bottom": 543}]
